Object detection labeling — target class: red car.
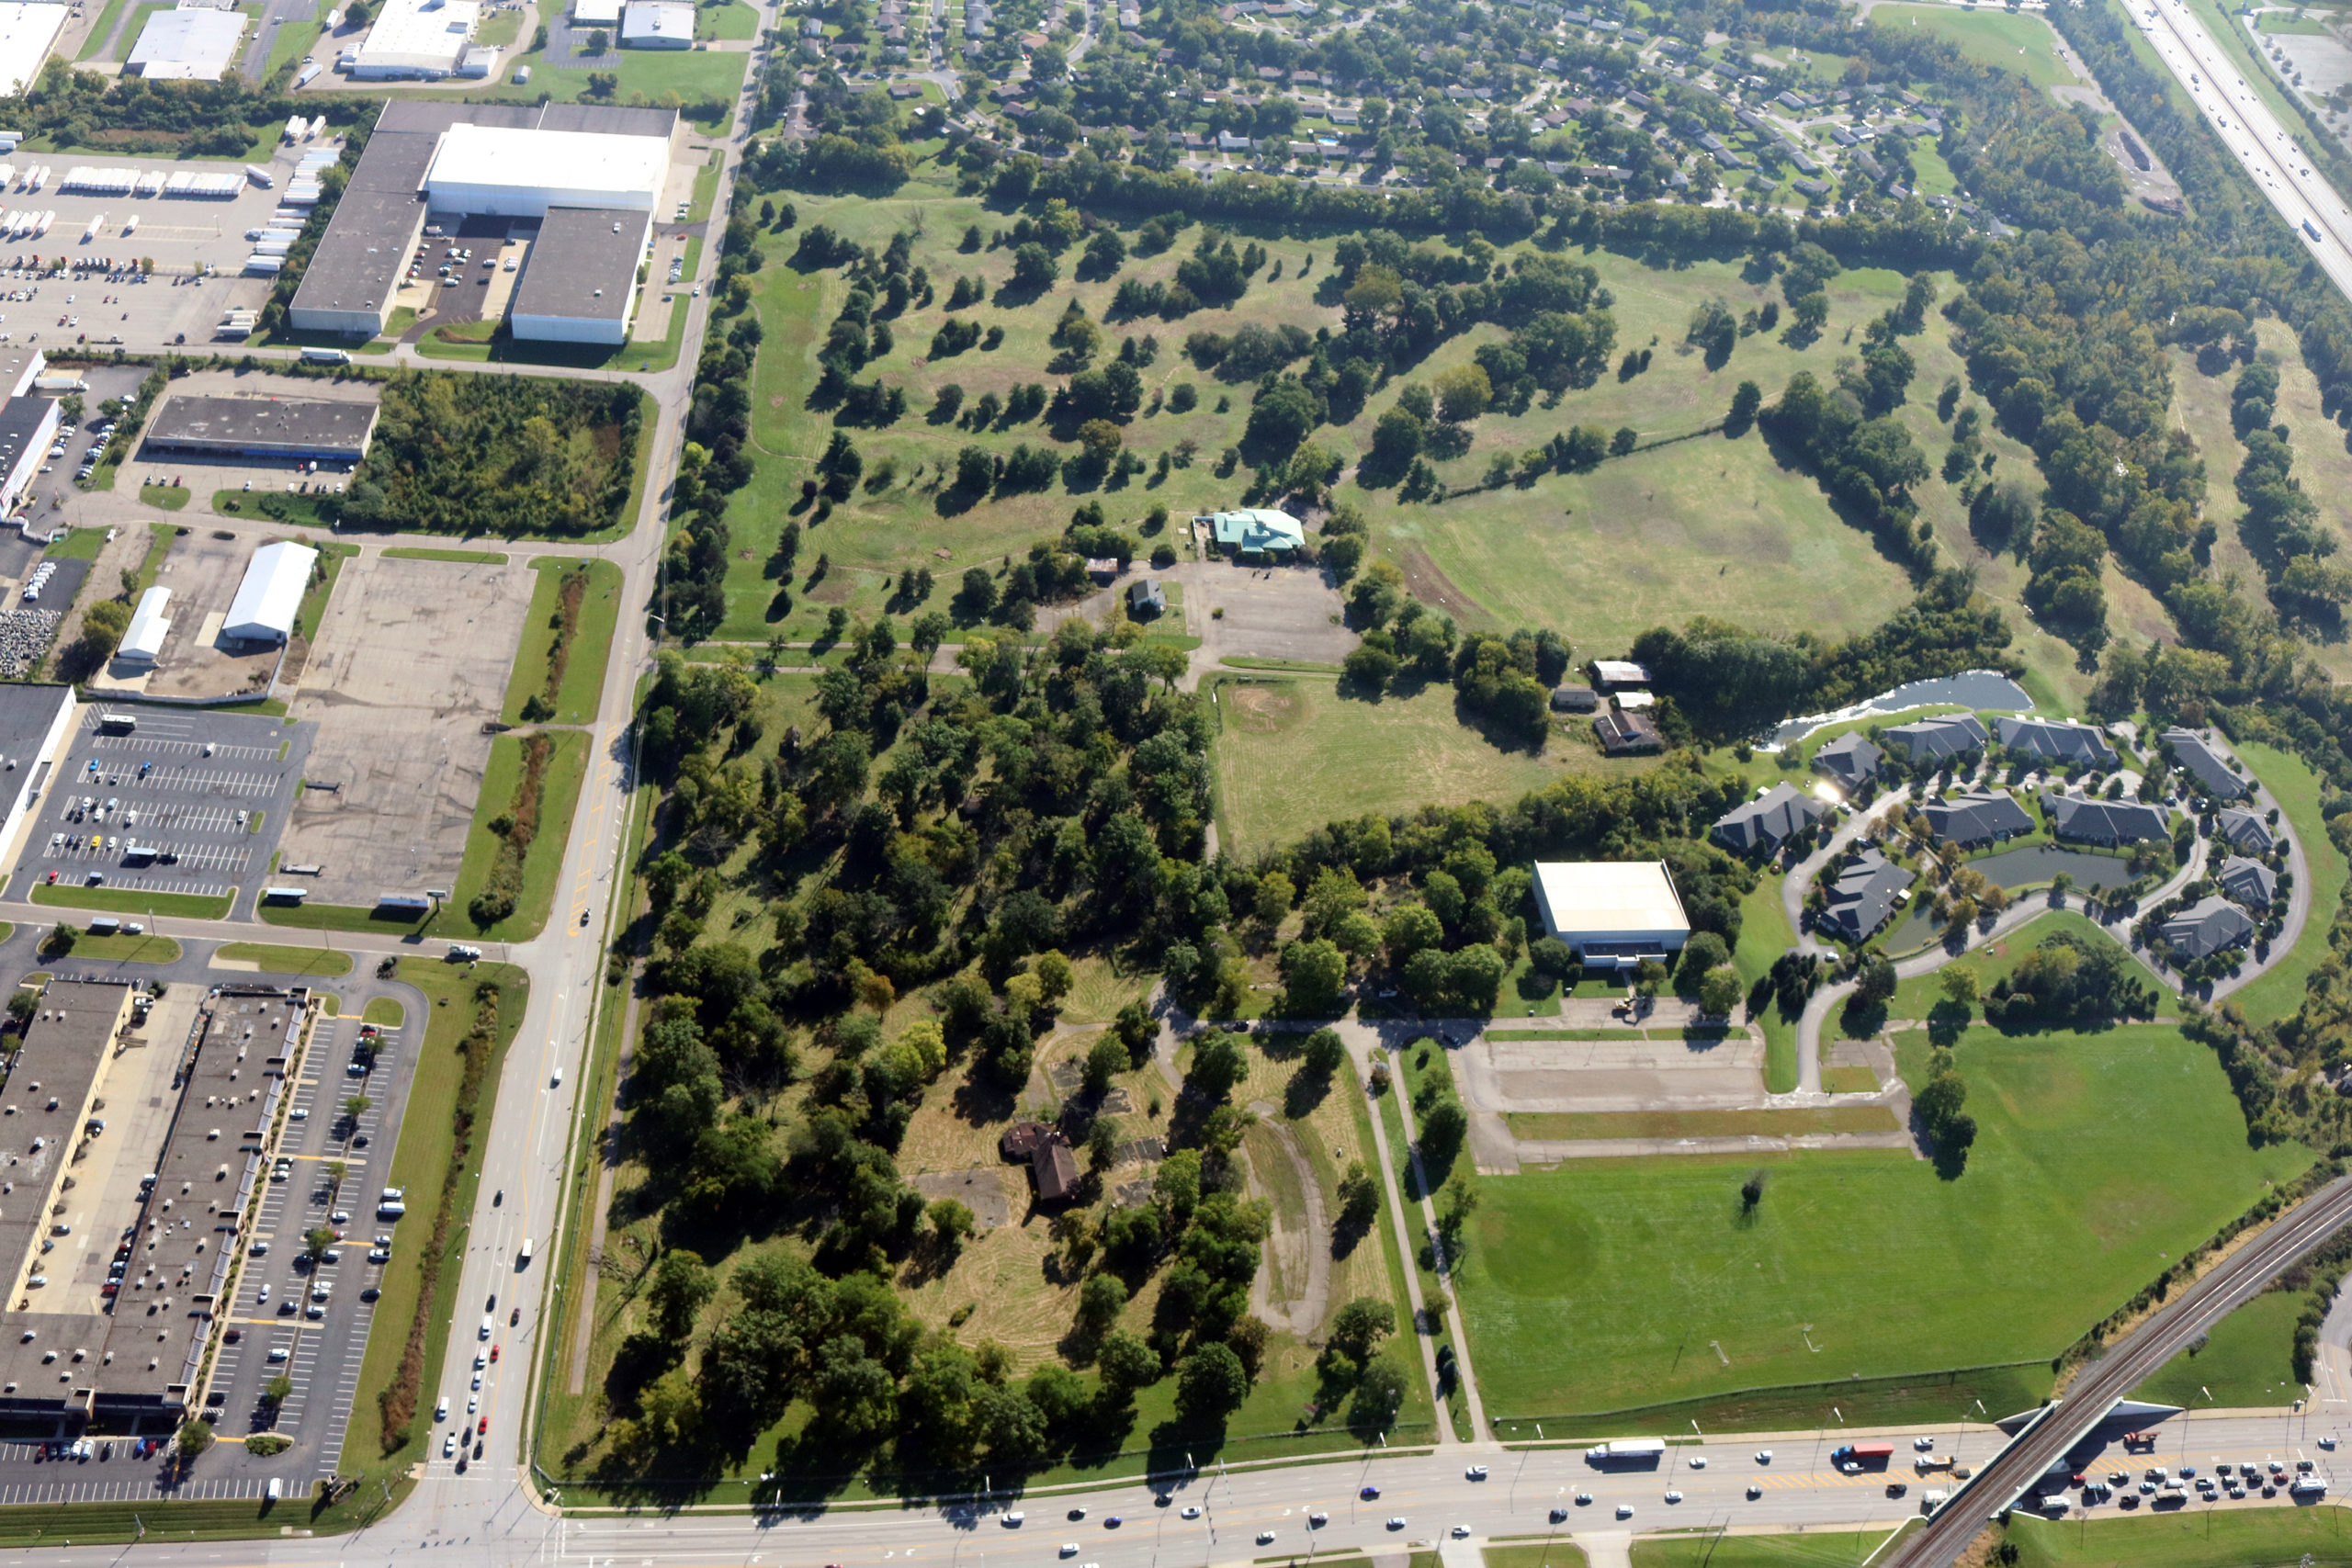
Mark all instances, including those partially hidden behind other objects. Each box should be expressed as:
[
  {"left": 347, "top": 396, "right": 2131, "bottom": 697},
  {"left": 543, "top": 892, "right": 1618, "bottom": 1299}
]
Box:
[
  {"left": 477, "top": 1416, "right": 488, "bottom": 1435},
  {"left": 489, "top": 1345, "right": 500, "bottom": 1363},
  {"left": 45, "top": 869, "right": 56, "bottom": 884}
]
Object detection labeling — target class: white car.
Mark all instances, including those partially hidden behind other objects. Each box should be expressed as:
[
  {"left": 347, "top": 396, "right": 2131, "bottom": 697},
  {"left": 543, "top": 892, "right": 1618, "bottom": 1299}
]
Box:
[
  {"left": 435, "top": 1396, "right": 448, "bottom": 1420},
  {"left": 443, "top": 1434, "right": 456, "bottom": 1458},
  {"left": 1059, "top": 1547, "right": 1079, "bottom": 1559},
  {"left": 1756, "top": 1450, "right": 1772, "bottom": 1464},
  {"left": 1466, "top": 1464, "right": 1488, "bottom": 1480},
  {"left": 1181, "top": 1506, "right": 1200, "bottom": 1519},
  {"left": 1690, "top": 1456, "right": 1708, "bottom": 1469},
  {"left": 1256, "top": 1532, "right": 1276, "bottom": 1546},
  {"left": 1451, "top": 1526, "right": 1472, "bottom": 1540},
  {"left": 1001, "top": 1513, "right": 1023, "bottom": 1527},
  {"left": 1664, "top": 1491, "right": 1684, "bottom": 1505},
  {"left": 1616, "top": 1505, "right": 1634, "bottom": 1519},
  {"left": 1914, "top": 1438, "right": 1936, "bottom": 1451},
  {"left": 1385, "top": 1517, "right": 1406, "bottom": 1530}
]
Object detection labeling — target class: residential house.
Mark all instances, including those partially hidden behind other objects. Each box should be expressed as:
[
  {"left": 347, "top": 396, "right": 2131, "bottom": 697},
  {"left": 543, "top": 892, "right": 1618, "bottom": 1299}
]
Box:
[
  {"left": 2162, "top": 728, "right": 2250, "bottom": 800},
  {"left": 1814, "top": 731, "right": 1883, "bottom": 793},
  {"left": 2045, "top": 794, "right": 2170, "bottom": 847},
  {"left": 2217, "top": 855, "right": 2278, "bottom": 910},
  {"left": 1996, "top": 716, "right": 2120, "bottom": 769},
  {"left": 2158, "top": 896, "right": 2255, "bottom": 962},
  {"left": 1820, "top": 847, "right": 1914, "bottom": 942},
  {"left": 1001, "top": 1121, "right": 1080, "bottom": 1201},
  {"left": 1126, "top": 580, "right": 1166, "bottom": 617},
  {"left": 2213, "top": 807, "right": 2275, "bottom": 855},
  {"left": 1919, "top": 791, "right": 2035, "bottom": 849},
  {"left": 1712, "top": 782, "right": 1827, "bottom": 855},
  {"left": 1594, "top": 708, "right": 1663, "bottom": 755},
  {"left": 1880, "top": 713, "right": 1988, "bottom": 764}
]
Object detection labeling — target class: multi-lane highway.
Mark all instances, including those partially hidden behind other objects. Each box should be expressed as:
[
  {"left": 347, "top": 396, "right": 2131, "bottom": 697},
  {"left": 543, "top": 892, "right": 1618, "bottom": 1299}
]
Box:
[{"left": 2139, "top": 0, "right": 2352, "bottom": 301}]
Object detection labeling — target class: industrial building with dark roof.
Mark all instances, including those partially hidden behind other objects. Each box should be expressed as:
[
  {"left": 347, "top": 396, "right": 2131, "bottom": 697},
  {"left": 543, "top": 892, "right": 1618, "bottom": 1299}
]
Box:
[
  {"left": 2046, "top": 794, "right": 2171, "bottom": 847},
  {"left": 145, "top": 394, "right": 380, "bottom": 463},
  {"left": 288, "top": 100, "right": 676, "bottom": 338},
  {"left": 506, "top": 206, "right": 654, "bottom": 345}
]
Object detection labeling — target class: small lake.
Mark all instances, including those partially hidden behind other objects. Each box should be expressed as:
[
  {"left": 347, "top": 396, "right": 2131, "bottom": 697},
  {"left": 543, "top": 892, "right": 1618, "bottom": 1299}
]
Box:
[
  {"left": 1767, "top": 671, "right": 2034, "bottom": 746},
  {"left": 1881, "top": 901, "right": 1942, "bottom": 956},
  {"left": 1966, "top": 844, "right": 2133, "bottom": 893}
]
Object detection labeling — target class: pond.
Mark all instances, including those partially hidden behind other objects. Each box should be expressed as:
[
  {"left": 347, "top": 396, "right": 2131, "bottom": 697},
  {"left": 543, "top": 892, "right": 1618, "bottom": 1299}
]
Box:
[
  {"left": 1881, "top": 900, "right": 1943, "bottom": 957},
  {"left": 1966, "top": 844, "right": 2133, "bottom": 893},
  {"left": 1766, "top": 670, "right": 2034, "bottom": 746}
]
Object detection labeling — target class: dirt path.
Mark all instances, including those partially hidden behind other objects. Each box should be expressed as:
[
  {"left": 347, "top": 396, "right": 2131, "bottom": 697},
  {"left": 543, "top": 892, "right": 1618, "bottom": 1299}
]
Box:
[{"left": 1243, "top": 1107, "right": 1332, "bottom": 1339}]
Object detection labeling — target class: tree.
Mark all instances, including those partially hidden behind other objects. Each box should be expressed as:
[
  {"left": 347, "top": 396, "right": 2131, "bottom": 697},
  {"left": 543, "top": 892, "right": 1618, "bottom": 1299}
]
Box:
[
  {"left": 1096, "top": 1329, "right": 1161, "bottom": 1395},
  {"left": 1078, "top": 1270, "right": 1129, "bottom": 1333},
  {"left": 1337, "top": 1160, "right": 1380, "bottom": 1229},
  {"left": 1940, "top": 966, "right": 1982, "bottom": 1007},
  {"left": 1278, "top": 938, "right": 1348, "bottom": 1016},
  {"left": 265, "top": 1373, "right": 294, "bottom": 1408},
  {"left": 1083, "top": 1032, "right": 1125, "bottom": 1096},
  {"left": 1012, "top": 243, "right": 1058, "bottom": 290},
  {"left": 1727, "top": 378, "right": 1763, "bottom": 432},
  {"left": 343, "top": 1094, "right": 371, "bottom": 1121},
  {"left": 1417, "top": 1096, "right": 1467, "bottom": 1173},
  {"left": 1433, "top": 363, "right": 1492, "bottom": 423},
  {"left": 1175, "top": 1341, "right": 1250, "bottom": 1422},
  {"left": 77, "top": 597, "right": 130, "bottom": 664},
  {"left": 1301, "top": 1027, "right": 1345, "bottom": 1077},
  {"left": 1611, "top": 426, "right": 1639, "bottom": 457},
  {"left": 1699, "top": 966, "right": 1744, "bottom": 1019},
  {"left": 1350, "top": 1357, "right": 1408, "bottom": 1430},
  {"left": 303, "top": 1225, "right": 335, "bottom": 1264},
  {"left": 1187, "top": 1032, "right": 1248, "bottom": 1100},
  {"left": 176, "top": 1419, "right": 215, "bottom": 1460},
  {"left": 928, "top": 1198, "right": 976, "bottom": 1254},
  {"left": 1855, "top": 957, "right": 1898, "bottom": 1008},
  {"left": 1328, "top": 1296, "right": 1396, "bottom": 1362},
  {"left": 648, "top": 1249, "right": 715, "bottom": 1342},
  {"left": 1740, "top": 1168, "right": 1768, "bottom": 1211}
]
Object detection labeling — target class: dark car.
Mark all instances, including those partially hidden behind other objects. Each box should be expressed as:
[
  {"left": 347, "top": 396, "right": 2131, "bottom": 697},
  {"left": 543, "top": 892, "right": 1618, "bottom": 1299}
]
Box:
[{"left": 1361, "top": 1486, "right": 1380, "bottom": 1500}]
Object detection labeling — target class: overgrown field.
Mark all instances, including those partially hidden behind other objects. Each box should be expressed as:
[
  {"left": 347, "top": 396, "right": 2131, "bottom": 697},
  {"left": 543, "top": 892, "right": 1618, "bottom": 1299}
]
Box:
[{"left": 1455, "top": 1024, "right": 2311, "bottom": 1421}]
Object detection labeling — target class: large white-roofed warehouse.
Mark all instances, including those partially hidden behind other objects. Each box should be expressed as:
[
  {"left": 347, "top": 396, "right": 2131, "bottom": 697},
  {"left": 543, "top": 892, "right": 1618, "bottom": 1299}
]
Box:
[{"left": 222, "top": 540, "right": 319, "bottom": 644}]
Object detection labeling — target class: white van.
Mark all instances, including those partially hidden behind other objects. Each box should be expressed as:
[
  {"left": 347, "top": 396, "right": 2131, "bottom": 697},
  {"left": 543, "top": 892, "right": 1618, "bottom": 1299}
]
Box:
[
  {"left": 266, "top": 1477, "right": 282, "bottom": 1501},
  {"left": 480, "top": 1315, "right": 493, "bottom": 1340},
  {"left": 517, "top": 1236, "right": 533, "bottom": 1267},
  {"left": 435, "top": 1395, "right": 448, "bottom": 1421}
]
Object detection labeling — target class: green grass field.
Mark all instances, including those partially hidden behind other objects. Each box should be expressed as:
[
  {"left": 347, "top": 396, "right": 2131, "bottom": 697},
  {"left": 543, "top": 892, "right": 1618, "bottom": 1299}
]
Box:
[
  {"left": 139, "top": 483, "right": 191, "bottom": 511},
  {"left": 382, "top": 547, "right": 509, "bottom": 565},
  {"left": 1485, "top": 1543, "right": 1592, "bottom": 1568},
  {"left": 214, "top": 942, "right": 354, "bottom": 977},
  {"left": 1869, "top": 4, "right": 2075, "bottom": 87},
  {"left": 1885, "top": 909, "right": 2177, "bottom": 1020},
  {"left": 31, "top": 885, "right": 232, "bottom": 919},
  {"left": 256, "top": 900, "right": 434, "bottom": 935},
  {"left": 1997, "top": 1506, "right": 2352, "bottom": 1566},
  {"left": 1631, "top": 1532, "right": 1907, "bottom": 1568},
  {"left": 363, "top": 996, "right": 405, "bottom": 1026},
  {"left": 44, "top": 528, "right": 108, "bottom": 560},
  {"left": 2130, "top": 1287, "right": 2304, "bottom": 1410},
  {"left": 1507, "top": 1106, "right": 1901, "bottom": 1140},
  {"left": 1456, "top": 1025, "right": 2311, "bottom": 1421},
  {"left": 449, "top": 728, "right": 590, "bottom": 941},
  {"left": 296, "top": 541, "right": 359, "bottom": 643},
  {"left": 1733, "top": 873, "right": 1800, "bottom": 1092},
  {"left": 2228, "top": 741, "right": 2346, "bottom": 1025},
  {"left": 482, "top": 44, "right": 746, "bottom": 111},
  {"left": 501, "top": 557, "right": 623, "bottom": 725},
  {"left": 1207, "top": 675, "right": 1627, "bottom": 858},
  {"left": 54, "top": 932, "right": 180, "bottom": 964}
]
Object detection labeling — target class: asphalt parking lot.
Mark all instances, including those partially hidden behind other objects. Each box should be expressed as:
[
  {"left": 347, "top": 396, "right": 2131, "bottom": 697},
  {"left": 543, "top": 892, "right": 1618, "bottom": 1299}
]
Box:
[{"left": 5, "top": 706, "right": 310, "bottom": 919}]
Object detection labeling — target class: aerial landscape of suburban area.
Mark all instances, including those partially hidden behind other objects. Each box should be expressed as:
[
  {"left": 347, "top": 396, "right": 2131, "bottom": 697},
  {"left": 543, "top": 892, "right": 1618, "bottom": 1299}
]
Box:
[{"left": 0, "top": 0, "right": 2351, "bottom": 1565}]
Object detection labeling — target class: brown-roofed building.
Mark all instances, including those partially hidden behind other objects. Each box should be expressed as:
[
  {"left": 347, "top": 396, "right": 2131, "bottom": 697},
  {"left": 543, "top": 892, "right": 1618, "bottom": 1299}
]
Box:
[
  {"left": 1595, "top": 709, "right": 1664, "bottom": 755},
  {"left": 1001, "top": 1121, "right": 1080, "bottom": 1201}
]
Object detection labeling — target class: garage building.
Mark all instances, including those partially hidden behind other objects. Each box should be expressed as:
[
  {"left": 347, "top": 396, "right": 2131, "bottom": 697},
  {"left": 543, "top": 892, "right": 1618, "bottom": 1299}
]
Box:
[
  {"left": 118, "top": 586, "right": 172, "bottom": 664},
  {"left": 146, "top": 394, "right": 380, "bottom": 463},
  {"left": 1532, "top": 860, "right": 1690, "bottom": 970},
  {"left": 507, "top": 207, "right": 652, "bottom": 344},
  {"left": 223, "top": 540, "right": 320, "bottom": 645}
]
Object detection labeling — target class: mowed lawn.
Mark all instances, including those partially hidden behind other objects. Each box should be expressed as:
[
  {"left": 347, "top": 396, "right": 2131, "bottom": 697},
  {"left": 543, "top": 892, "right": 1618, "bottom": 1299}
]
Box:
[
  {"left": 1208, "top": 676, "right": 1619, "bottom": 856},
  {"left": 1456, "top": 1024, "right": 2312, "bottom": 1418},
  {"left": 2130, "top": 1286, "right": 2303, "bottom": 1409},
  {"left": 2230, "top": 740, "right": 2347, "bottom": 1026},
  {"left": 1997, "top": 1506, "right": 2352, "bottom": 1567},
  {"left": 1868, "top": 4, "right": 2075, "bottom": 87},
  {"left": 1631, "top": 1535, "right": 1899, "bottom": 1568}
]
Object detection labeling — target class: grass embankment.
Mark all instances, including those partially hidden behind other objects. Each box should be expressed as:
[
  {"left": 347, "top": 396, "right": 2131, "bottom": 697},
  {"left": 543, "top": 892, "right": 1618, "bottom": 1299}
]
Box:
[
  {"left": 381, "top": 547, "right": 509, "bottom": 565},
  {"left": 450, "top": 728, "right": 590, "bottom": 942},
  {"left": 1630, "top": 1532, "right": 1905, "bottom": 1568},
  {"left": 501, "top": 558, "right": 622, "bottom": 725},
  {"left": 1995, "top": 1506, "right": 2352, "bottom": 1567},
  {"left": 43, "top": 527, "right": 108, "bottom": 560},
  {"left": 352, "top": 961, "right": 529, "bottom": 1465},
  {"left": 1484, "top": 1545, "right": 1592, "bottom": 1568},
  {"left": 2130, "top": 1287, "right": 2305, "bottom": 1409},
  {"left": 140, "top": 483, "right": 191, "bottom": 512},
  {"left": 1457, "top": 1025, "right": 2312, "bottom": 1425},
  {"left": 1884, "top": 908, "right": 2177, "bottom": 1020},
  {"left": 130, "top": 521, "right": 175, "bottom": 596},
  {"left": 213, "top": 942, "right": 354, "bottom": 977},
  {"left": 257, "top": 901, "right": 435, "bottom": 935},
  {"left": 31, "top": 885, "right": 233, "bottom": 919}
]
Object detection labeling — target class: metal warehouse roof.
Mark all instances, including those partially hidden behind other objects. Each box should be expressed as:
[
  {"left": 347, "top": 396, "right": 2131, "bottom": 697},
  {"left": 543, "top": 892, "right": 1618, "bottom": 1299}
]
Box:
[{"left": 223, "top": 540, "right": 319, "bottom": 643}]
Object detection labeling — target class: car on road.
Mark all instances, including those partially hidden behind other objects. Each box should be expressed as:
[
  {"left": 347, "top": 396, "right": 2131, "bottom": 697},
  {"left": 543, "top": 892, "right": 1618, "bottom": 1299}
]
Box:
[
  {"left": 1102, "top": 1517, "right": 1119, "bottom": 1529},
  {"left": 1465, "top": 1464, "right": 1488, "bottom": 1480},
  {"left": 1256, "top": 1532, "right": 1276, "bottom": 1546},
  {"left": 443, "top": 1435, "right": 455, "bottom": 1458},
  {"left": 1914, "top": 1437, "right": 1936, "bottom": 1451},
  {"left": 1616, "top": 1505, "right": 1634, "bottom": 1519},
  {"left": 1451, "top": 1527, "right": 1472, "bottom": 1539},
  {"left": 1001, "top": 1513, "right": 1023, "bottom": 1527},
  {"left": 1361, "top": 1486, "right": 1380, "bottom": 1500},
  {"left": 1385, "top": 1517, "right": 1406, "bottom": 1530},
  {"left": 1307, "top": 1513, "right": 1327, "bottom": 1528},
  {"left": 436, "top": 1397, "right": 448, "bottom": 1421},
  {"left": 1059, "top": 1545, "right": 1080, "bottom": 1557},
  {"left": 1575, "top": 1493, "right": 1592, "bottom": 1506},
  {"left": 2324, "top": 1438, "right": 2339, "bottom": 1450},
  {"left": 1664, "top": 1491, "right": 1683, "bottom": 1505},
  {"left": 266, "top": 1346, "right": 288, "bottom": 1362},
  {"left": 1755, "top": 1450, "right": 1772, "bottom": 1464},
  {"left": 1887, "top": 1483, "right": 1907, "bottom": 1498},
  {"left": 1689, "top": 1456, "right": 1707, "bottom": 1469},
  {"left": 1181, "top": 1506, "right": 1200, "bottom": 1519},
  {"left": 1747, "top": 1483, "right": 1762, "bottom": 1499}
]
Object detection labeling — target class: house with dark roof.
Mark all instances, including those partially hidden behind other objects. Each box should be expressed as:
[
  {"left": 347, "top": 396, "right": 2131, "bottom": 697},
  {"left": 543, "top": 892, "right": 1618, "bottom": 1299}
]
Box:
[
  {"left": 1919, "top": 791, "right": 2035, "bottom": 849},
  {"left": 2217, "top": 855, "right": 2278, "bottom": 910},
  {"left": 1001, "top": 1121, "right": 1080, "bottom": 1201},
  {"left": 1813, "top": 731, "right": 1883, "bottom": 793},
  {"left": 1126, "top": 579, "right": 1166, "bottom": 617},
  {"left": 1712, "top": 782, "right": 1827, "bottom": 855},
  {"left": 1549, "top": 684, "right": 1600, "bottom": 713},
  {"left": 1996, "top": 716, "right": 2118, "bottom": 769},
  {"left": 1594, "top": 709, "right": 1663, "bottom": 755},
  {"left": 2213, "top": 807, "right": 2274, "bottom": 855},
  {"left": 2158, "top": 896, "right": 2255, "bottom": 962},
  {"left": 1820, "top": 847, "right": 1913, "bottom": 942},
  {"left": 2046, "top": 794, "right": 2171, "bottom": 847},
  {"left": 1880, "top": 713, "right": 1988, "bottom": 764},
  {"left": 2162, "top": 728, "right": 2249, "bottom": 800}
]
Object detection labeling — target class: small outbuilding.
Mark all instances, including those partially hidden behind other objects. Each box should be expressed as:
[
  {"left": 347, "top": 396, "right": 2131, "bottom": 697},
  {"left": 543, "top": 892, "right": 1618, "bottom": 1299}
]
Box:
[
  {"left": 1549, "top": 684, "right": 1600, "bottom": 714},
  {"left": 1126, "top": 579, "right": 1166, "bottom": 617},
  {"left": 1589, "top": 659, "right": 1649, "bottom": 690},
  {"left": 117, "top": 587, "right": 173, "bottom": 664}
]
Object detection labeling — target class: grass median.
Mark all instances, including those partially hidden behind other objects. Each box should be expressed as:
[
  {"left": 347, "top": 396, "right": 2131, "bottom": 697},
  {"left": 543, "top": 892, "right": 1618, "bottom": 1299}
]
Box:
[
  {"left": 503, "top": 558, "right": 623, "bottom": 725},
  {"left": 449, "top": 728, "right": 590, "bottom": 942},
  {"left": 30, "top": 885, "right": 232, "bottom": 920},
  {"left": 213, "top": 942, "right": 354, "bottom": 978}
]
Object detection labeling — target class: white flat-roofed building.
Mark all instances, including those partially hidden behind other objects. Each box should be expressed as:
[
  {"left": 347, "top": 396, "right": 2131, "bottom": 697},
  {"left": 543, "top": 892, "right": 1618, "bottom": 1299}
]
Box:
[
  {"left": 1532, "top": 860, "right": 1690, "bottom": 968},
  {"left": 118, "top": 586, "right": 172, "bottom": 663},
  {"left": 0, "top": 3, "right": 67, "bottom": 96},
  {"left": 352, "top": 0, "right": 481, "bottom": 78},
  {"left": 424, "top": 121, "right": 668, "bottom": 216},
  {"left": 620, "top": 0, "right": 694, "bottom": 45},
  {"left": 125, "top": 1, "right": 249, "bottom": 78},
  {"left": 573, "top": 0, "right": 622, "bottom": 17},
  {"left": 223, "top": 540, "right": 319, "bottom": 644}
]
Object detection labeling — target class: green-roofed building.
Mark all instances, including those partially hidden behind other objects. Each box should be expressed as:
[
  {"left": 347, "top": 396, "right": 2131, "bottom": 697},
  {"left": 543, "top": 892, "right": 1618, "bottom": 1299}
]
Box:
[{"left": 1199, "top": 507, "right": 1306, "bottom": 554}]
